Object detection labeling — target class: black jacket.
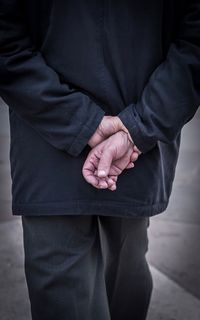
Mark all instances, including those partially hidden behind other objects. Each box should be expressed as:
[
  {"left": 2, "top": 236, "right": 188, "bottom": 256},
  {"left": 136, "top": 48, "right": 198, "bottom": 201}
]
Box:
[{"left": 0, "top": 0, "right": 199, "bottom": 217}]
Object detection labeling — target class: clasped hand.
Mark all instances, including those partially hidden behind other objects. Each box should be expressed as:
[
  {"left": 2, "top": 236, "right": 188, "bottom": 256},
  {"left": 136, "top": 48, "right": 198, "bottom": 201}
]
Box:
[{"left": 82, "top": 116, "right": 141, "bottom": 191}]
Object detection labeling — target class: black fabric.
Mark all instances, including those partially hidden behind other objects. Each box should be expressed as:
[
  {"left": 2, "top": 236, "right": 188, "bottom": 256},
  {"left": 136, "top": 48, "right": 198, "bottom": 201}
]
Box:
[
  {"left": 0, "top": 0, "right": 199, "bottom": 216},
  {"left": 22, "top": 215, "right": 152, "bottom": 320}
]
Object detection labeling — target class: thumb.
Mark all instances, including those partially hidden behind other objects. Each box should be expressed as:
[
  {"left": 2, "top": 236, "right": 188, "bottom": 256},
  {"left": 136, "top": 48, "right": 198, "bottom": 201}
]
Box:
[{"left": 97, "top": 148, "right": 115, "bottom": 178}]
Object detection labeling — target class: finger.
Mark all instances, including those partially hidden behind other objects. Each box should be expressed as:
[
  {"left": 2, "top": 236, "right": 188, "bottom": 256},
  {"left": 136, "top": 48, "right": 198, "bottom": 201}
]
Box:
[
  {"left": 97, "top": 147, "right": 115, "bottom": 177},
  {"left": 109, "top": 175, "right": 118, "bottom": 182},
  {"left": 82, "top": 160, "right": 101, "bottom": 188},
  {"left": 82, "top": 147, "right": 104, "bottom": 182},
  {"left": 106, "top": 176, "right": 118, "bottom": 187},
  {"left": 101, "top": 176, "right": 117, "bottom": 190},
  {"left": 94, "top": 171, "right": 118, "bottom": 184},
  {"left": 107, "top": 177, "right": 115, "bottom": 186},
  {"left": 82, "top": 154, "right": 98, "bottom": 177},
  {"left": 83, "top": 172, "right": 100, "bottom": 187},
  {"left": 111, "top": 146, "right": 133, "bottom": 174},
  {"left": 98, "top": 175, "right": 118, "bottom": 190},
  {"left": 133, "top": 145, "right": 142, "bottom": 155},
  {"left": 100, "top": 175, "right": 118, "bottom": 187},
  {"left": 84, "top": 172, "right": 109, "bottom": 190},
  {"left": 98, "top": 178, "right": 109, "bottom": 189},
  {"left": 107, "top": 175, "right": 118, "bottom": 191},
  {"left": 109, "top": 183, "right": 117, "bottom": 191},
  {"left": 130, "top": 151, "right": 139, "bottom": 162},
  {"left": 126, "top": 162, "right": 135, "bottom": 169}
]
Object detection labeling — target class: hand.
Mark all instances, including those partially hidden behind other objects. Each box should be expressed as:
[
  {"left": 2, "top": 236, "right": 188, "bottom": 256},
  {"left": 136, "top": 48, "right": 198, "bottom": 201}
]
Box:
[
  {"left": 82, "top": 130, "right": 140, "bottom": 190},
  {"left": 87, "top": 115, "right": 141, "bottom": 171},
  {"left": 88, "top": 115, "right": 135, "bottom": 148}
]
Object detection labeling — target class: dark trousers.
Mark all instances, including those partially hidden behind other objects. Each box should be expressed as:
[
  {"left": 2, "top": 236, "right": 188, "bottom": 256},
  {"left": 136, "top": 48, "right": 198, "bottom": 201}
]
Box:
[{"left": 21, "top": 215, "right": 153, "bottom": 320}]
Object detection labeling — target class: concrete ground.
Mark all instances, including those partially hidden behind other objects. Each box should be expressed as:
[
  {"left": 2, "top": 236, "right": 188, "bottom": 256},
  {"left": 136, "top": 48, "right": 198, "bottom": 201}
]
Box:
[{"left": 0, "top": 98, "right": 200, "bottom": 319}]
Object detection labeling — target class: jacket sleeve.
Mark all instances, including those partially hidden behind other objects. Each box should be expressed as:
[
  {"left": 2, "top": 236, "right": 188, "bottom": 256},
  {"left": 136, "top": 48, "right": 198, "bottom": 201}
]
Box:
[
  {"left": 0, "top": 0, "right": 105, "bottom": 157},
  {"left": 117, "top": 0, "right": 200, "bottom": 153}
]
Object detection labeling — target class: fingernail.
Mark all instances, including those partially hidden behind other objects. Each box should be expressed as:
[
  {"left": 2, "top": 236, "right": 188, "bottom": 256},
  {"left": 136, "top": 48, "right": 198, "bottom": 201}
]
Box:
[
  {"left": 99, "top": 185, "right": 104, "bottom": 189},
  {"left": 111, "top": 185, "right": 117, "bottom": 191},
  {"left": 98, "top": 170, "right": 106, "bottom": 177}
]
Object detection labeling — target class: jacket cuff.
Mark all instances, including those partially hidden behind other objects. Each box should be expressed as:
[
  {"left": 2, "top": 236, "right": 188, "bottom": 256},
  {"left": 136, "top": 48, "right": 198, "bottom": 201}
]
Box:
[
  {"left": 67, "top": 105, "right": 105, "bottom": 157},
  {"left": 117, "top": 103, "right": 157, "bottom": 154}
]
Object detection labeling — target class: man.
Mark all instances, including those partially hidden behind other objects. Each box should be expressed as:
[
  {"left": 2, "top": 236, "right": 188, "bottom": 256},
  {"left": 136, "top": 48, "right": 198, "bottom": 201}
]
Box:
[{"left": 0, "top": 1, "right": 199, "bottom": 319}]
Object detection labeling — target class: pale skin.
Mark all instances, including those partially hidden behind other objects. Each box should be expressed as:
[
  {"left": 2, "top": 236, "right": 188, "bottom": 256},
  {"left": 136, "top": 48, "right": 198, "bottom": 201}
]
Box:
[{"left": 82, "top": 116, "right": 142, "bottom": 191}]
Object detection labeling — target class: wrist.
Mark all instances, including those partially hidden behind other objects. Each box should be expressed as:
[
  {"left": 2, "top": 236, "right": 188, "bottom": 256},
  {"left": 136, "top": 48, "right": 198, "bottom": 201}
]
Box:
[
  {"left": 115, "top": 116, "right": 142, "bottom": 154},
  {"left": 88, "top": 133, "right": 98, "bottom": 148},
  {"left": 115, "top": 116, "right": 134, "bottom": 144},
  {"left": 87, "top": 116, "right": 105, "bottom": 148}
]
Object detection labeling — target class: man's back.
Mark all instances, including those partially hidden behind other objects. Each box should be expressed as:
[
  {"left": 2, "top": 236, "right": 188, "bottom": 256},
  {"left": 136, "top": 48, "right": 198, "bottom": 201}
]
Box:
[
  {"left": 1, "top": 1, "right": 200, "bottom": 319},
  {"left": 0, "top": 0, "right": 199, "bottom": 217}
]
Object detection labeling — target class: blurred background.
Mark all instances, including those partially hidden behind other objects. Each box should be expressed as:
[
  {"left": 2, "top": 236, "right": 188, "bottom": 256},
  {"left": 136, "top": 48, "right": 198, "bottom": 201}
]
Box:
[{"left": 0, "top": 97, "right": 200, "bottom": 320}]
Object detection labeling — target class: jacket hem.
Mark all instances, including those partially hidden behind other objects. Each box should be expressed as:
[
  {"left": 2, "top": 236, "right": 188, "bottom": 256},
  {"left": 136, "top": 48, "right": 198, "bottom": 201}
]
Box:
[{"left": 12, "top": 200, "right": 169, "bottom": 218}]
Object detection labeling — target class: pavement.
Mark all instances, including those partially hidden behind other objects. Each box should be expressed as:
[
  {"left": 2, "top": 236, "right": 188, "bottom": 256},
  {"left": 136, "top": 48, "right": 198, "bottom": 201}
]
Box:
[{"left": 0, "top": 97, "right": 200, "bottom": 320}]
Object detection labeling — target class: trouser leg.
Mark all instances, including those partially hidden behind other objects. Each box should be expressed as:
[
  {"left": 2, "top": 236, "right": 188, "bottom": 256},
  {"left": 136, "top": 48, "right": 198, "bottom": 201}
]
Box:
[
  {"left": 98, "top": 216, "right": 153, "bottom": 320},
  {"left": 21, "top": 215, "right": 110, "bottom": 320}
]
